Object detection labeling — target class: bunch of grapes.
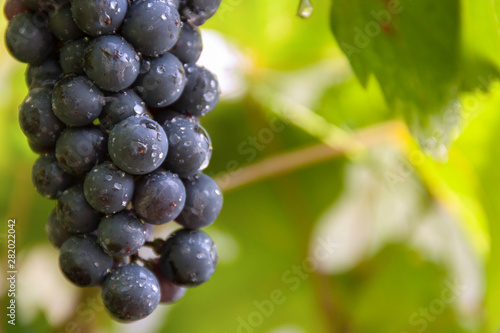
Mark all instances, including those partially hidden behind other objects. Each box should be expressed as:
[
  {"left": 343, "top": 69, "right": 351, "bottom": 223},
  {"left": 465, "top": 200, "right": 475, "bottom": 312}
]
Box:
[{"left": 4, "top": 0, "right": 223, "bottom": 322}]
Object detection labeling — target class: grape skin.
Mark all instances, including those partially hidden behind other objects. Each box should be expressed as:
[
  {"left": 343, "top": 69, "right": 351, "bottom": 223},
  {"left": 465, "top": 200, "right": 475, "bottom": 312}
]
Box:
[
  {"left": 59, "top": 235, "right": 113, "bottom": 287},
  {"left": 108, "top": 115, "right": 168, "bottom": 175},
  {"left": 19, "top": 87, "right": 65, "bottom": 148},
  {"left": 133, "top": 169, "right": 186, "bottom": 224},
  {"left": 97, "top": 211, "right": 146, "bottom": 257},
  {"left": 176, "top": 173, "right": 222, "bottom": 229},
  {"left": 56, "top": 184, "right": 101, "bottom": 234},
  {"left": 83, "top": 35, "right": 140, "bottom": 92},
  {"left": 159, "top": 229, "right": 217, "bottom": 287},
  {"left": 84, "top": 161, "right": 135, "bottom": 214},
  {"left": 32, "top": 152, "right": 74, "bottom": 199},
  {"left": 5, "top": 12, "right": 55, "bottom": 64},
  {"left": 134, "top": 52, "right": 186, "bottom": 108},
  {"left": 101, "top": 264, "right": 161, "bottom": 322},
  {"left": 121, "top": 0, "right": 181, "bottom": 57}
]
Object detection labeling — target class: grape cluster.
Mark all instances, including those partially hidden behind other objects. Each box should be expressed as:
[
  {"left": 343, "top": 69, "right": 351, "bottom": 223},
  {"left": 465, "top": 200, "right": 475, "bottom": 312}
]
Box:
[{"left": 5, "top": 0, "right": 223, "bottom": 322}]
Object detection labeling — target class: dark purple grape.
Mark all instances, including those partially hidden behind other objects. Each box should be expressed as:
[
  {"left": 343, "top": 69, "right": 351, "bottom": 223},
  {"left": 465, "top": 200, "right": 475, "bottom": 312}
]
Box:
[
  {"left": 46, "top": 208, "right": 75, "bottom": 248},
  {"left": 159, "top": 229, "right": 217, "bottom": 287},
  {"left": 55, "top": 126, "right": 108, "bottom": 176},
  {"left": 19, "top": 87, "right": 65, "bottom": 148},
  {"left": 176, "top": 173, "right": 222, "bottom": 229},
  {"left": 71, "top": 0, "right": 128, "bottom": 36},
  {"left": 99, "top": 90, "right": 146, "bottom": 131},
  {"left": 83, "top": 35, "right": 140, "bottom": 92},
  {"left": 52, "top": 75, "right": 104, "bottom": 127},
  {"left": 171, "top": 64, "right": 219, "bottom": 117},
  {"left": 162, "top": 114, "right": 211, "bottom": 176},
  {"left": 108, "top": 115, "right": 168, "bottom": 175},
  {"left": 5, "top": 12, "right": 55, "bottom": 64},
  {"left": 169, "top": 22, "right": 202, "bottom": 64},
  {"left": 97, "top": 211, "right": 146, "bottom": 257},
  {"left": 32, "top": 152, "right": 74, "bottom": 199},
  {"left": 134, "top": 52, "right": 186, "bottom": 108},
  {"left": 59, "top": 235, "right": 113, "bottom": 287},
  {"left": 56, "top": 184, "right": 101, "bottom": 234},
  {"left": 121, "top": 0, "right": 180, "bottom": 57},
  {"left": 60, "top": 39, "right": 88, "bottom": 75},
  {"left": 84, "top": 161, "right": 134, "bottom": 214},
  {"left": 101, "top": 264, "right": 160, "bottom": 321},
  {"left": 133, "top": 169, "right": 186, "bottom": 225}
]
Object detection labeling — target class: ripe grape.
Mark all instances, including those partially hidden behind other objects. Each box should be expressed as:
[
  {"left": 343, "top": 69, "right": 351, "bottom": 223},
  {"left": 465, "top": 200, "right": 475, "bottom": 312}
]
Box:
[
  {"left": 32, "top": 152, "right": 74, "bottom": 199},
  {"left": 121, "top": 0, "right": 181, "bottom": 57},
  {"left": 97, "top": 211, "right": 146, "bottom": 257},
  {"left": 134, "top": 52, "right": 186, "bottom": 108},
  {"left": 59, "top": 235, "right": 113, "bottom": 287},
  {"left": 176, "top": 173, "right": 222, "bottom": 229},
  {"left": 5, "top": 12, "right": 55, "bottom": 64},
  {"left": 52, "top": 75, "right": 105, "bottom": 126},
  {"left": 56, "top": 184, "right": 101, "bottom": 234},
  {"left": 83, "top": 35, "right": 140, "bottom": 92},
  {"left": 84, "top": 161, "right": 134, "bottom": 214},
  {"left": 159, "top": 229, "right": 217, "bottom": 286},
  {"left": 133, "top": 169, "right": 186, "bottom": 224},
  {"left": 101, "top": 264, "right": 161, "bottom": 321},
  {"left": 108, "top": 115, "right": 168, "bottom": 175}
]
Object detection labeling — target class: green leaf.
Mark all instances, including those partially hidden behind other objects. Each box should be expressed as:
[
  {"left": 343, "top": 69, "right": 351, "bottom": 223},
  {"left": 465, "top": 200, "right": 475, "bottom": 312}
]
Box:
[{"left": 330, "top": 0, "right": 460, "bottom": 105}]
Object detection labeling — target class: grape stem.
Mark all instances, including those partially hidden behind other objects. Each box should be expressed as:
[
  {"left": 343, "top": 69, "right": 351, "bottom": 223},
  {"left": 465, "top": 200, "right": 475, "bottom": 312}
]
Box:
[{"left": 144, "top": 238, "right": 166, "bottom": 255}]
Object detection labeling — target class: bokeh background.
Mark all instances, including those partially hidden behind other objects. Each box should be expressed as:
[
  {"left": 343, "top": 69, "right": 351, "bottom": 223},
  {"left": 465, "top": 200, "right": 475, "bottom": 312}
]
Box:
[{"left": 3, "top": 0, "right": 500, "bottom": 332}]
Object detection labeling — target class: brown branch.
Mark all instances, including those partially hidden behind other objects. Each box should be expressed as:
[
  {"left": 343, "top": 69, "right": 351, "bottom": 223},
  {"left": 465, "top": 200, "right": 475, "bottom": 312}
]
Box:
[{"left": 217, "top": 120, "right": 407, "bottom": 192}]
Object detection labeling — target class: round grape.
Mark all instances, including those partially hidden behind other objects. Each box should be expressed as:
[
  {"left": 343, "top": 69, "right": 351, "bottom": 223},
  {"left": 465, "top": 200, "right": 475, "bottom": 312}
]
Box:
[
  {"left": 59, "top": 235, "right": 113, "bottom": 287},
  {"left": 121, "top": 0, "right": 180, "bottom": 57},
  {"left": 57, "top": 184, "right": 101, "bottom": 234},
  {"left": 19, "top": 87, "right": 65, "bottom": 148},
  {"left": 162, "top": 115, "right": 212, "bottom": 176},
  {"left": 5, "top": 12, "right": 54, "bottom": 64},
  {"left": 48, "top": 3, "right": 85, "bottom": 41},
  {"left": 108, "top": 115, "right": 168, "bottom": 175},
  {"left": 176, "top": 173, "right": 222, "bottom": 229},
  {"left": 171, "top": 64, "right": 219, "bottom": 117},
  {"left": 97, "top": 211, "right": 146, "bottom": 257},
  {"left": 133, "top": 169, "right": 186, "bottom": 224},
  {"left": 134, "top": 52, "right": 186, "bottom": 108},
  {"left": 159, "top": 229, "right": 217, "bottom": 286},
  {"left": 25, "top": 57, "right": 63, "bottom": 89},
  {"left": 60, "top": 38, "right": 88, "bottom": 75},
  {"left": 52, "top": 75, "right": 104, "bottom": 126},
  {"left": 169, "top": 22, "right": 202, "bottom": 64},
  {"left": 55, "top": 126, "right": 107, "bottom": 175},
  {"left": 179, "top": 0, "right": 221, "bottom": 26},
  {"left": 99, "top": 90, "right": 146, "bottom": 131},
  {"left": 101, "top": 264, "right": 160, "bottom": 322},
  {"left": 32, "top": 152, "right": 74, "bottom": 199},
  {"left": 71, "top": 0, "right": 128, "bottom": 36},
  {"left": 83, "top": 35, "right": 140, "bottom": 92},
  {"left": 84, "top": 161, "right": 134, "bottom": 214},
  {"left": 46, "top": 208, "right": 74, "bottom": 249}
]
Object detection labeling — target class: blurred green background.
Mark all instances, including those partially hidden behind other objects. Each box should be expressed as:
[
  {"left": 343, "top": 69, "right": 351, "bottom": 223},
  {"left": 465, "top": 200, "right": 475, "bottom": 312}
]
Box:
[{"left": 4, "top": 0, "right": 500, "bottom": 332}]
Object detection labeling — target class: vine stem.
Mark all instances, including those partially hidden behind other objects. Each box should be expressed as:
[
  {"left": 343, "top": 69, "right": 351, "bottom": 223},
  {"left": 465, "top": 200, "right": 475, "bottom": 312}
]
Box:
[{"left": 217, "top": 120, "right": 407, "bottom": 192}]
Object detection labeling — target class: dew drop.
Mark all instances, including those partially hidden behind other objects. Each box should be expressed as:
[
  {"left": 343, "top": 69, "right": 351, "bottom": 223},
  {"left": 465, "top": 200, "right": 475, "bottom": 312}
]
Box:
[{"left": 297, "top": 0, "right": 314, "bottom": 18}]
